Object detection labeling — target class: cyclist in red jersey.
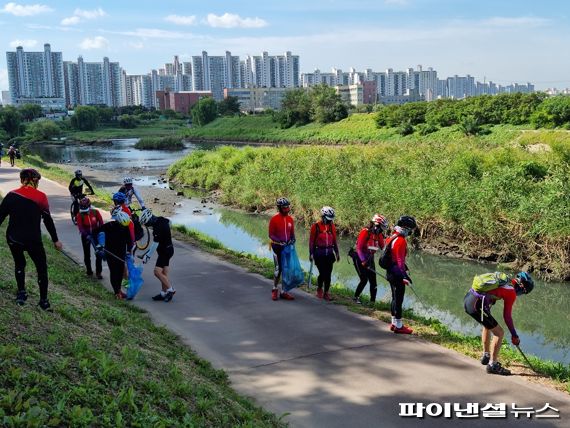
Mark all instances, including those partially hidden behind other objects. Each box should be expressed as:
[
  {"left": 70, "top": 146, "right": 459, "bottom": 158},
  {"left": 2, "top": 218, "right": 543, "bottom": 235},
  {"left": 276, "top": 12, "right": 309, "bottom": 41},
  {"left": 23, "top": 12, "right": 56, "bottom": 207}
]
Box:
[
  {"left": 384, "top": 215, "right": 417, "bottom": 334},
  {"left": 75, "top": 197, "right": 104, "bottom": 278},
  {"left": 0, "top": 169, "right": 63, "bottom": 310},
  {"left": 268, "top": 197, "right": 295, "bottom": 301},
  {"left": 309, "top": 206, "right": 340, "bottom": 301}
]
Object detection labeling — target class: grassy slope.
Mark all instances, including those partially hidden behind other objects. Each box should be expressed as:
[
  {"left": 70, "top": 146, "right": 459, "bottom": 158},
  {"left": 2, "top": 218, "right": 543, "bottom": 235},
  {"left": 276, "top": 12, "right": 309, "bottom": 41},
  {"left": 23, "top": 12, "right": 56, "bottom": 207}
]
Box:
[
  {"left": 0, "top": 222, "right": 283, "bottom": 427},
  {"left": 65, "top": 120, "right": 188, "bottom": 142}
]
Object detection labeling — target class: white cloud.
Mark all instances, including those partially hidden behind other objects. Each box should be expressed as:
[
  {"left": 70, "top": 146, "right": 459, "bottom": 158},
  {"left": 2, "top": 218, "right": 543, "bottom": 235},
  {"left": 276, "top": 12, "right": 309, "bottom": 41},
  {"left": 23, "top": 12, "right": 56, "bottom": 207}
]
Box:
[
  {"left": 206, "top": 13, "right": 267, "bottom": 29},
  {"left": 79, "top": 36, "right": 109, "bottom": 50},
  {"left": 9, "top": 39, "right": 37, "bottom": 48},
  {"left": 61, "top": 7, "right": 106, "bottom": 26},
  {"left": 0, "top": 68, "right": 8, "bottom": 91},
  {"left": 164, "top": 14, "right": 196, "bottom": 26},
  {"left": 102, "top": 28, "right": 200, "bottom": 40},
  {"left": 1, "top": 2, "right": 52, "bottom": 16}
]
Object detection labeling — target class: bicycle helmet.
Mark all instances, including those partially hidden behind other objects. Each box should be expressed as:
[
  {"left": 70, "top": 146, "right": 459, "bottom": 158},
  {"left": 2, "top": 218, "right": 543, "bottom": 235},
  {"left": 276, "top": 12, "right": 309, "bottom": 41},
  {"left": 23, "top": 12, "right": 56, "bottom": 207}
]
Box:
[
  {"left": 112, "top": 210, "right": 131, "bottom": 226},
  {"left": 372, "top": 214, "right": 388, "bottom": 230},
  {"left": 139, "top": 208, "right": 154, "bottom": 225},
  {"left": 514, "top": 272, "right": 534, "bottom": 295},
  {"left": 276, "top": 197, "right": 290, "bottom": 208},
  {"left": 20, "top": 168, "right": 41, "bottom": 182},
  {"left": 75, "top": 169, "right": 82, "bottom": 177},
  {"left": 112, "top": 192, "right": 127, "bottom": 204},
  {"left": 123, "top": 177, "right": 133, "bottom": 185},
  {"left": 78, "top": 197, "right": 91, "bottom": 213},
  {"left": 396, "top": 215, "right": 417, "bottom": 230},
  {"left": 321, "top": 206, "right": 335, "bottom": 221}
]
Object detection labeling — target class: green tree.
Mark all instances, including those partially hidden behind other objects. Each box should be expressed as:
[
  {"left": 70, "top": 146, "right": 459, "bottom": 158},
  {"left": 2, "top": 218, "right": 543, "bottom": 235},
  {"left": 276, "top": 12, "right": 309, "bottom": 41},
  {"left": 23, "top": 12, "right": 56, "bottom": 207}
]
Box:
[
  {"left": 96, "top": 106, "right": 115, "bottom": 124},
  {"left": 218, "top": 96, "right": 241, "bottom": 116},
  {"left": 26, "top": 120, "right": 61, "bottom": 141},
  {"left": 19, "top": 103, "right": 43, "bottom": 121},
  {"left": 0, "top": 106, "right": 24, "bottom": 138},
  {"left": 118, "top": 114, "right": 138, "bottom": 129},
  {"left": 310, "top": 84, "right": 348, "bottom": 124},
  {"left": 70, "top": 106, "right": 100, "bottom": 131},
  {"left": 276, "top": 89, "right": 311, "bottom": 128},
  {"left": 191, "top": 97, "right": 218, "bottom": 126}
]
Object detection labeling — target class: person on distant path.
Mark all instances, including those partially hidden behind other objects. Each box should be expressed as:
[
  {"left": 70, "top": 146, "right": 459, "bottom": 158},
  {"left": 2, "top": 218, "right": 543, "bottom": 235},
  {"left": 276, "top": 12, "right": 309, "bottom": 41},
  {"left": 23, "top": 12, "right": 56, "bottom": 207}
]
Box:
[
  {"left": 350, "top": 214, "right": 387, "bottom": 305},
  {"left": 0, "top": 168, "right": 63, "bottom": 310},
  {"left": 69, "top": 170, "right": 95, "bottom": 218},
  {"left": 8, "top": 145, "right": 16, "bottom": 167},
  {"left": 119, "top": 177, "right": 145, "bottom": 209},
  {"left": 268, "top": 197, "right": 296, "bottom": 301},
  {"left": 75, "top": 197, "right": 104, "bottom": 279},
  {"left": 0, "top": 142, "right": 4, "bottom": 166},
  {"left": 384, "top": 215, "right": 417, "bottom": 335},
  {"left": 96, "top": 210, "right": 133, "bottom": 299},
  {"left": 464, "top": 271, "right": 534, "bottom": 376},
  {"left": 139, "top": 208, "right": 176, "bottom": 302},
  {"left": 309, "top": 206, "right": 340, "bottom": 301}
]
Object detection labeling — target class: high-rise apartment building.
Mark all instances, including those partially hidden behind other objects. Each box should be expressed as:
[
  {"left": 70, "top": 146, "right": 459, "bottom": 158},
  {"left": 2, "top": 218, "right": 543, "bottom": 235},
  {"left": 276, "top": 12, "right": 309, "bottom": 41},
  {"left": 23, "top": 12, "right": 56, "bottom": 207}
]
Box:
[
  {"left": 190, "top": 51, "right": 241, "bottom": 100},
  {"left": 242, "top": 51, "right": 300, "bottom": 89},
  {"left": 73, "top": 56, "right": 123, "bottom": 107},
  {"left": 6, "top": 43, "right": 65, "bottom": 109}
]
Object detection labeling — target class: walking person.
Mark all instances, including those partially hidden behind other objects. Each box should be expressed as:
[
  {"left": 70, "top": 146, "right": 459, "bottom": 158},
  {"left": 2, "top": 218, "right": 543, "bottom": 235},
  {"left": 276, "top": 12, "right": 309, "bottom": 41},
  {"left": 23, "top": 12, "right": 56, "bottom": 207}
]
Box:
[
  {"left": 119, "top": 177, "right": 146, "bottom": 209},
  {"left": 350, "top": 214, "right": 387, "bottom": 304},
  {"left": 464, "top": 271, "right": 534, "bottom": 376},
  {"left": 139, "top": 208, "right": 176, "bottom": 302},
  {"left": 309, "top": 206, "right": 340, "bottom": 301},
  {"left": 8, "top": 145, "right": 17, "bottom": 167},
  {"left": 0, "top": 142, "right": 4, "bottom": 166},
  {"left": 384, "top": 215, "right": 417, "bottom": 334},
  {"left": 96, "top": 210, "right": 133, "bottom": 299},
  {"left": 0, "top": 168, "right": 63, "bottom": 310},
  {"left": 268, "top": 197, "right": 296, "bottom": 301},
  {"left": 68, "top": 169, "right": 95, "bottom": 219},
  {"left": 75, "top": 197, "right": 104, "bottom": 278},
  {"left": 112, "top": 192, "right": 135, "bottom": 243}
]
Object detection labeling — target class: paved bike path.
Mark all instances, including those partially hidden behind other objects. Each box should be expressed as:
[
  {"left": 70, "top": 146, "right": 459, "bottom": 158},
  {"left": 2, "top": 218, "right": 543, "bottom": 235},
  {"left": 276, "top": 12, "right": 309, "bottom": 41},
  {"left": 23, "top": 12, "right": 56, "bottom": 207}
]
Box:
[{"left": 1, "top": 165, "right": 569, "bottom": 427}]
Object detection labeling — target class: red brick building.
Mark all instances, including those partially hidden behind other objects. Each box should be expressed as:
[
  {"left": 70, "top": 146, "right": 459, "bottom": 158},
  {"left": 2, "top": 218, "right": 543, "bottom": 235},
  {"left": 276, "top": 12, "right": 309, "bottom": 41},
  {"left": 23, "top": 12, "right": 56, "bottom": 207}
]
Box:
[{"left": 156, "top": 90, "right": 212, "bottom": 114}]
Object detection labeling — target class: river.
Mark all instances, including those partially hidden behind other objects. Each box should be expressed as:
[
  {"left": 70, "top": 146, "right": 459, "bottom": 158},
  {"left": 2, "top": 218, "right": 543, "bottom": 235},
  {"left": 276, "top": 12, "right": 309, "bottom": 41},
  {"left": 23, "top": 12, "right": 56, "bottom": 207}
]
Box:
[{"left": 29, "top": 138, "right": 570, "bottom": 365}]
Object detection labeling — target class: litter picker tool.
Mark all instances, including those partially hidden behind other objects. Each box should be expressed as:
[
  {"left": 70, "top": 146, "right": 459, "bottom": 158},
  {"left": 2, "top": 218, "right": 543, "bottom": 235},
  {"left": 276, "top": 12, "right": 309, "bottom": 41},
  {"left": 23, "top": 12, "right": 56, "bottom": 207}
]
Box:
[{"left": 516, "top": 345, "right": 538, "bottom": 374}]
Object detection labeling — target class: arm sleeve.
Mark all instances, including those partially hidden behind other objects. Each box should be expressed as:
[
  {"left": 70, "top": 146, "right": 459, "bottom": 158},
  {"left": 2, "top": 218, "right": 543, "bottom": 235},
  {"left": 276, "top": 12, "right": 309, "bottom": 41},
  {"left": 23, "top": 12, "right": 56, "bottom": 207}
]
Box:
[
  {"left": 501, "top": 289, "right": 518, "bottom": 337},
  {"left": 392, "top": 237, "right": 407, "bottom": 276},
  {"left": 133, "top": 187, "right": 145, "bottom": 207},
  {"left": 76, "top": 214, "right": 86, "bottom": 235},
  {"left": 356, "top": 229, "right": 369, "bottom": 262},
  {"left": 309, "top": 223, "right": 316, "bottom": 256},
  {"left": 41, "top": 199, "right": 59, "bottom": 242},
  {"left": 0, "top": 195, "right": 11, "bottom": 227},
  {"left": 332, "top": 224, "right": 339, "bottom": 256},
  {"left": 68, "top": 179, "right": 74, "bottom": 193},
  {"left": 268, "top": 217, "right": 279, "bottom": 242},
  {"left": 83, "top": 178, "right": 94, "bottom": 193},
  {"left": 95, "top": 210, "right": 104, "bottom": 229}
]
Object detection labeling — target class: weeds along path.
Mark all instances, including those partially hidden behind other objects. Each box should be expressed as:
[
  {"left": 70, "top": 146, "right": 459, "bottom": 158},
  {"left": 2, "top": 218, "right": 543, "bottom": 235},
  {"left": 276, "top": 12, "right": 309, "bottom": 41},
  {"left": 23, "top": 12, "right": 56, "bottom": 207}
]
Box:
[{"left": 1, "top": 165, "right": 569, "bottom": 427}]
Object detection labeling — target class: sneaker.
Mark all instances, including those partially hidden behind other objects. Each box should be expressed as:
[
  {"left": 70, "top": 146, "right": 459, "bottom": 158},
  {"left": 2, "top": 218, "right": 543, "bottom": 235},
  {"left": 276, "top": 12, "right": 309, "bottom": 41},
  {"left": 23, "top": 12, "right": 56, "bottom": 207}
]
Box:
[
  {"left": 86, "top": 270, "right": 93, "bottom": 276},
  {"left": 487, "top": 362, "right": 511, "bottom": 376},
  {"left": 96, "top": 272, "right": 103, "bottom": 280},
  {"left": 280, "top": 292, "right": 295, "bottom": 301},
  {"left": 152, "top": 293, "right": 165, "bottom": 301},
  {"left": 164, "top": 289, "right": 176, "bottom": 303},
  {"left": 394, "top": 325, "right": 413, "bottom": 335},
  {"left": 352, "top": 296, "right": 362, "bottom": 305},
  {"left": 316, "top": 288, "right": 324, "bottom": 299},
  {"left": 390, "top": 324, "right": 396, "bottom": 331},
  {"left": 15, "top": 290, "right": 28, "bottom": 306},
  {"left": 480, "top": 353, "right": 490, "bottom": 366},
  {"left": 115, "top": 292, "right": 125, "bottom": 300},
  {"left": 271, "top": 289, "right": 279, "bottom": 301},
  {"left": 323, "top": 292, "right": 333, "bottom": 301},
  {"left": 38, "top": 299, "right": 51, "bottom": 311}
]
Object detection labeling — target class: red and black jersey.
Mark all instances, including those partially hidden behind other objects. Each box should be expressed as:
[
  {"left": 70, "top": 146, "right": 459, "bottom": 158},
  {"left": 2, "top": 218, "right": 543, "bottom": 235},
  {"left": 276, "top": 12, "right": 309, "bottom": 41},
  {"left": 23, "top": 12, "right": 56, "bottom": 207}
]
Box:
[{"left": 0, "top": 185, "right": 59, "bottom": 245}]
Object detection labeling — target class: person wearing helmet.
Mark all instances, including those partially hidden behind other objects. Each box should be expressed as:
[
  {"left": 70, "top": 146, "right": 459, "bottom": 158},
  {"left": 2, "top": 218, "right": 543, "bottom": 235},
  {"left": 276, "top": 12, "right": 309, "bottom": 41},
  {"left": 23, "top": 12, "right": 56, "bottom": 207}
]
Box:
[
  {"left": 384, "top": 215, "right": 417, "bottom": 334},
  {"left": 8, "top": 145, "right": 17, "bottom": 167},
  {"left": 138, "top": 208, "right": 176, "bottom": 302},
  {"left": 112, "top": 192, "right": 135, "bottom": 242},
  {"left": 268, "top": 197, "right": 296, "bottom": 301},
  {"left": 75, "top": 197, "right": 104, "bottom": 278},
  {"left": 69, "top": 170, "right": 95, "bottom": 218},
  {"left": 309, "top": 206, "right": 340, "bottom": 301},
  {"left": 96, "top": 210, "right": 133, "bottom": 299},
  {"left": 350, "top": 214, "right": 388, "bottom": 305},
  {"left": 118, "top": 177, "right": 145, "bottom": 209},
  {"left": 464, "top": 271, "right": 534, "bottom": 376},
  {"left": 0, "top": 168, "right": 63, "bottom": 310}
]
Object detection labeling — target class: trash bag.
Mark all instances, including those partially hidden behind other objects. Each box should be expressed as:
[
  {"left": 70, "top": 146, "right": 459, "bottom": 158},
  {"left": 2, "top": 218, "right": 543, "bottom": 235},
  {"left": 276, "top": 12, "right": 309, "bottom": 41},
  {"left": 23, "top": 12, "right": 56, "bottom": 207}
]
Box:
[
  {"left": 125, "top": 255, "right": 144, "bottom": 300},
  {"left": 281, "top": 244, "right": 304, "bottom": 292}
]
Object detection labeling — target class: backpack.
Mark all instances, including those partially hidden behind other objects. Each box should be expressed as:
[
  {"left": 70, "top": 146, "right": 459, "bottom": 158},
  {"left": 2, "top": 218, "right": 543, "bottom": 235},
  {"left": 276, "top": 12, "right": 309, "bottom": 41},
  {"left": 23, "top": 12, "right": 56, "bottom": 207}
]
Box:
[
  {"left": 378, "top": 235, "right": 397, "bottom": 270},
  {"left": 471, "top": 272, "right": 510, "bottom": 294}
]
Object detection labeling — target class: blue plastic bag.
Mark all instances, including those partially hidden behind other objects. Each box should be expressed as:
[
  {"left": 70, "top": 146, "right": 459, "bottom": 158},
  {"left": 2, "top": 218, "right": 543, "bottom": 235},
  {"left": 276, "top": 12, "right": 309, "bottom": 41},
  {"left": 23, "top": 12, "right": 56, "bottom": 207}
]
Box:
[
  {"left": 281, "top": 244, "right": 304, "bottom": 292},
  {"left": 126, "top": 255, "right": 144, "bottom": 300}
]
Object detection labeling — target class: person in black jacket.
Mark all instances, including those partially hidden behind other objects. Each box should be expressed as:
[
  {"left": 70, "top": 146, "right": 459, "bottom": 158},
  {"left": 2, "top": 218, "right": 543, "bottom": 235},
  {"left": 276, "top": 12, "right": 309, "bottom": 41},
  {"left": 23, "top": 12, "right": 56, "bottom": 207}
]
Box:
[
  {"left": 68, "top": 170, "right": 94, "bottom": 218},
  {"left": 0, "top": 169, "right": 63, "bottom": 310}
]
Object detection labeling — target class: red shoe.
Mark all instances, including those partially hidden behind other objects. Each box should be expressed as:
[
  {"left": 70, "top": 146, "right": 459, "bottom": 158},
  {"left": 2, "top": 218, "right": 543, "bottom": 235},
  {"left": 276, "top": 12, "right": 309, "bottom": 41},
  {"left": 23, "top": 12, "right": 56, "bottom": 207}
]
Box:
[
  {"left": 316, "top": 288, "right": 323, "bottom": 299},
  {"left": 115, "top": 292, "right": 125, "bottom": 300},
  {"left": 390, "top": 324, "right": 396, "bottom": 331},
  {"left": 323, "top": 292, "right": 333, "bottom": 301},
  {"left": 272, "top": 289, "right": 279, "bottom": 301},
  {"left": 280, "top": 292, "right": 295, "bottom": 301},
  {"left": 394, "top": 325, "right": 413, "bottom": 335}
]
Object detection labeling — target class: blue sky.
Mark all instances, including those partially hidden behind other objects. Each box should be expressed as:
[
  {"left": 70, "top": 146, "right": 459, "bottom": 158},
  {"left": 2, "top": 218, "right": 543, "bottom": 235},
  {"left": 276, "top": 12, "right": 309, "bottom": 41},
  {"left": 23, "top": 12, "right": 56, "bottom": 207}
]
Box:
[{"left": 1, "top": 0, "right": 569, "bottom": 90}]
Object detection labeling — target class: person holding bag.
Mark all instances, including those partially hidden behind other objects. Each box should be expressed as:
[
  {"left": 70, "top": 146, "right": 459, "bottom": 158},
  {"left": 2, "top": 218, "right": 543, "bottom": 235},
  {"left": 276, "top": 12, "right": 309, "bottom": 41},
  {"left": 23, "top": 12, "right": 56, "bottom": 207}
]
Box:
[{"left": 309, "top": 206, "right": 340, "bottom": 301}]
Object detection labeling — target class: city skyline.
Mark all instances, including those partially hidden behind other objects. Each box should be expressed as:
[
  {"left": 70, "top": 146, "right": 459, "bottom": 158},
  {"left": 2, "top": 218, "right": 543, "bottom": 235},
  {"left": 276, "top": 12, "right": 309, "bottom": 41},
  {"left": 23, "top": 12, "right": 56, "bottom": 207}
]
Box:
[{"left": 1, "top": 0, "right": 569, "bottom": 92}]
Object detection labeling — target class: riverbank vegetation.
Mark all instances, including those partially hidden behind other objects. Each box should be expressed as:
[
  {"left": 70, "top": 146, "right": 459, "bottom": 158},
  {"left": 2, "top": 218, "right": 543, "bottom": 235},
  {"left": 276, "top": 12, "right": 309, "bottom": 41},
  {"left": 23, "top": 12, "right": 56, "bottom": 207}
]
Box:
[
  {"left": 0, "top": 221, "right": 283, "bottom": 427},
  {"left": 172, "top": 224, "right": 570, "bottom": 395},
  {"left": 169, "top": 134, "right": 570, "bottom": 281},
  {"left": 134, "top": 136, "right": 184, "bottom": 150}
]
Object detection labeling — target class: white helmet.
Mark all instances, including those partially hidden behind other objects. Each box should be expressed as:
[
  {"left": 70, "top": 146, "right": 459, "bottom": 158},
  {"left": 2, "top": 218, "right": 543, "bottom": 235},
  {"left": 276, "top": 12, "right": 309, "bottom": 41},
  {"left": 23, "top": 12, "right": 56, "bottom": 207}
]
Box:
[
  {"left": 112, "top": 210, "right": 131, "bottom": 226},
  {"left": 372, "top": 214, "right": 388, "bottom": 231},
  {"left": 320, "top": 206, "right": 335, "bottom": 221},
  {"left": 123, "top": 177, "right": 133, "bottom": 185},
  {"left": 140, "top": 208, "right": 154, "bottom": 225}
]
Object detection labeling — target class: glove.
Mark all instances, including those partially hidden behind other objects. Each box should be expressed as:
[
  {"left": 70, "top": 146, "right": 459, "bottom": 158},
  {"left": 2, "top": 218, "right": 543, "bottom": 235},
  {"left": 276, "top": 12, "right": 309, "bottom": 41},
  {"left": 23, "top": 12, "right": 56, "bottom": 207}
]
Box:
[
  {"left": 403, "top": 279, "right": 411, "bottom": 286},
  {"left": 511, "top": 336, "right": 520, "bottom": 346}
]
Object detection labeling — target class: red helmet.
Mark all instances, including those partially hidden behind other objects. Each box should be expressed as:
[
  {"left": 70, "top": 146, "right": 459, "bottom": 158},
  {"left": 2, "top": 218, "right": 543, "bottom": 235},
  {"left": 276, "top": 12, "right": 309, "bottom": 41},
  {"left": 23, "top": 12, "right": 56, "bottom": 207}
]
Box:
[{"left": 79, "top": 197, "right": 91, "bottom": 212}]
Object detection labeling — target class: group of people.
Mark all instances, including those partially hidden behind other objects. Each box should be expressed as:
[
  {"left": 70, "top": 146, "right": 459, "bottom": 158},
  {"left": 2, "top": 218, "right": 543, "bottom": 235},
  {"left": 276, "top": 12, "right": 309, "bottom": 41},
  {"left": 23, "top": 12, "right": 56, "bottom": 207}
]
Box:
[
  {"left": 268, "top": 197, "right": 535, "bottom": 375},
  {"left": 0, "top": 143, "right": 20, "bottom": 167}
]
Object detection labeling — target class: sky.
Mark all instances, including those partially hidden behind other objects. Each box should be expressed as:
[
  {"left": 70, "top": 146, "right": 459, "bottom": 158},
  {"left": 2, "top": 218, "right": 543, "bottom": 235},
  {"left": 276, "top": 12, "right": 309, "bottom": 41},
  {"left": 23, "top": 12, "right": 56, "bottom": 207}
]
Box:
[{"left": 1, "top": 0, "right": 570, "bottom": 90}]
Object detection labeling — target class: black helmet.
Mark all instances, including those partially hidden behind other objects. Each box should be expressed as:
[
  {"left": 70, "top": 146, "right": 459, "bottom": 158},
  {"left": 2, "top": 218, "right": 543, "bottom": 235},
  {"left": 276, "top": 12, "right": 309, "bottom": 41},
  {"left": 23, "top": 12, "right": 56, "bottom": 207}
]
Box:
[
  {"left": 276, "top": 197, "right": 290, "bottom": 208},
  {"left": 397, "top": 215, "right": 417, "bottom": 230},
  {"left": 20, "top": 168, "right": 41, "bottom": 181},
  {"left": 75, "top": 169, "right": 82, "bottom": 177},
  {"left": 514, "top": 272, "right": 534, "bottom": 296}
]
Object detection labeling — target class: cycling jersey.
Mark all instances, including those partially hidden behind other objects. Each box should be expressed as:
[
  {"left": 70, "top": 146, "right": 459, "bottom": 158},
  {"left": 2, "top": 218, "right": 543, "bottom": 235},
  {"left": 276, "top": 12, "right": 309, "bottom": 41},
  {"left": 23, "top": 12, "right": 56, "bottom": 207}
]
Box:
[
  {"left": 76, "top": 208, "right": 103, "bottom": 237},
  {"left": 99, "top": 220, "right": 133, "bottom": 260},
  {"left": 268, "top": 213, "right": 295, "bottom": 244},
  {"left": 484, "top": 285, "right": 518, "bottom": 337},
  {"left": 0, "top": 186, "right": 59, "bottom": 245},
  {"left": 119, "top": 185, "right": 145, "bottom": 208},
  {"left": 309, "top": 221, "right": 339, "bottom": 258},
  {"left": 355, "top": 228, "right": 385, "bottom": 263},
  {"left": 384, "top": 232, "right": 407, "bottom": 278},
  {"left": 69, "top": 177, "right": 94, "bottom": 196},
  {"left": 152, "top": 217, "right": 173, "bottom": 252}
]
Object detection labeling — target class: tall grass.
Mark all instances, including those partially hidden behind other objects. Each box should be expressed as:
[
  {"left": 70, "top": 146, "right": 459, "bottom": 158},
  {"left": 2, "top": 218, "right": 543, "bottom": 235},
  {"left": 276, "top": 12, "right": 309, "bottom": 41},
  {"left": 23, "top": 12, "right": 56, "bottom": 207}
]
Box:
[{"left": 169, "top": 136, "right": 570, "bottom": 280}]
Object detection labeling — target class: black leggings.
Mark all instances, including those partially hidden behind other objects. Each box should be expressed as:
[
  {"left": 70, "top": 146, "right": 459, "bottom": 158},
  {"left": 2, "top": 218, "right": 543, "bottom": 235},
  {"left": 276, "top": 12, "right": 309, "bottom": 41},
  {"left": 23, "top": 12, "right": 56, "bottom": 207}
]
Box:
[
  {"left": 315, "top": 253, "right": 335, "bottom": 293},
  {"left": 352, "top": 255, "right": 377, "bottom": 302},
  {"left": 81, "top": 235, "right": 102, "bottom": 274},
  {"left": 107, "top": 257, "right": 125, "bottom": 294},
  {"left": 8, "top": 239, "right": 49, "bottom": 300},
  {"left": 387, "top": 273, "right": 406, "bottom": 319}
]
